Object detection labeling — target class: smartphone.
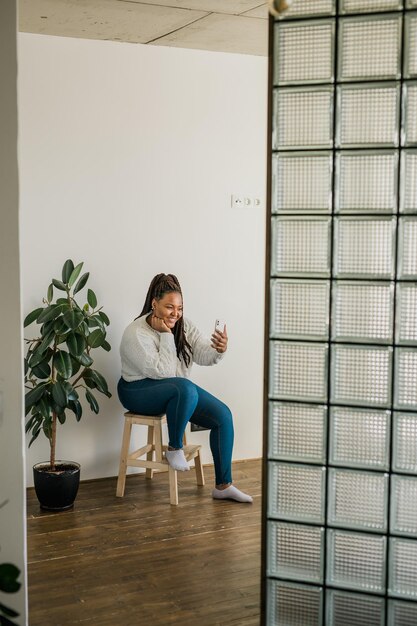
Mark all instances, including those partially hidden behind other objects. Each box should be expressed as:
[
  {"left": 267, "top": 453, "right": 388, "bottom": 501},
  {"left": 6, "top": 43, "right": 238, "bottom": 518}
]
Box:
[{"left": 214, "top": 319, "right": 226, "bottom": 334}]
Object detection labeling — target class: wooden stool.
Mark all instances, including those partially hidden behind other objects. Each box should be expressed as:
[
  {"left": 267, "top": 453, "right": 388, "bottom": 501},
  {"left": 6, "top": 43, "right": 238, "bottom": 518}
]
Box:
[{"left": 116, "top": 412, "right": 205, "bottom": 505}]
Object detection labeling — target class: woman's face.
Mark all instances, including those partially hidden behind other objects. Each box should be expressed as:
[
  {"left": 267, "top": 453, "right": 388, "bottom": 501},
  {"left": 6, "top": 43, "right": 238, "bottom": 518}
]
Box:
[{"left": 152, "top": 291, "right": 183, "bottom": 330}]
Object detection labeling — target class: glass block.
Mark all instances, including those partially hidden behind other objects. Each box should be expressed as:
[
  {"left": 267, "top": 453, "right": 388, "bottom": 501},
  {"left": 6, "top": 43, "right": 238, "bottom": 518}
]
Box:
[
  {"left": 327, "top": 589, "right": 385, "bottom": 626},
  {"left": 336, "top": 151, "right": 398, "bottom": 214},
  {"left": 400, "top": 150, "right": 417, "bottom": 213},
  {"left": 269, "top": 341, "right": 328, "bottom": 402},
  {"left": 270, "top": 279, "right": 330, "bottom": 340},
  {"left": 397, "top": 284, "right": 417, "bottom": 345},
  {"left": 337, "top": 84, "right": 400, "bottom": 148},
  {"left": 332, "top": 281, "right": 394, "bottom": 344},
  {"left": 341, "top": 0, "right": 402, "bottom": 11},
  {"left": 393, "top": 412, "right": 417, "bottom": 474},
  {"left": 394, "top": 348, "right": 417, "bottom": 410},
  {"left": 268, "top": 402, "right": 327, "bottom": 464},
  {"left": 329, "top": 406, "right": 390, "bottom": 470},
  {"left": 276, "top": 0, "right": 335, "bottom": 18},
  {"left": 272, "top": 152, "right": 332, "bottom": 214},
  {"left": 271, "top": 217, "right": 331, "bottom": 277},
  {"left": 327, "top": 529, "right": 386, "bottom": 593},
  {"left": 331, "top": 345, "right": 392, "bottom": 407},
  {"left": 389, "top": 537, "right": 417, "bottom": 598},
  {"left": 274, "top": 20, "right": 334, "bottom": 86},
  {"left": 267, "top": 521, "right": 324, "bottom": 583},
  {"left": 273, "top": 87, "right": 333, "bottom": 150},
  {"left": 391, "top": 475, "right": 417, "bottom": 537},
  {"left": 388, "top": 599, "right": 417, "bottom": 626},
  {"left": 338, "top": 15, "right": 401, "bottom": 81},
  {"left": 407, "top": 0, "right": 417, "bottom": 6},
  {"left": 334, "top": 217, "right": 396, "bottom": 279},
  {"left": 404, "top": 14, "right": 417, "bottom": 79},
  {"left": 268, "top": 462, "right": 326, "bottom": 523},
  {"left": 328, "top": 468, "right": 388, "bottom": 532},
  {"left": 267, "top": 580, "right": 323, "bottom": 626},
  {"left": 403, "top": 82, "right": 417, "bottom": 146},
  {"left": 398, "top": 217, "right": 417, "bottom": 279}
]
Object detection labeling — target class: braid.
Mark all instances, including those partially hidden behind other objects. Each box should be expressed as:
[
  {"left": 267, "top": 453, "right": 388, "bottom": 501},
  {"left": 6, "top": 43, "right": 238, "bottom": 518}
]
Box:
[{"left": 136, "top": 273, "right": 193, "bottom": 367}]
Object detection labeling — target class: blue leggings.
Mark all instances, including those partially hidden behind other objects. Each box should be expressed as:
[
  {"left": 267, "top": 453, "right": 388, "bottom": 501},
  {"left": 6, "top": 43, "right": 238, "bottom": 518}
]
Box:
[{"left": 117, "top": 377, "right": 234, "bottom": 485}]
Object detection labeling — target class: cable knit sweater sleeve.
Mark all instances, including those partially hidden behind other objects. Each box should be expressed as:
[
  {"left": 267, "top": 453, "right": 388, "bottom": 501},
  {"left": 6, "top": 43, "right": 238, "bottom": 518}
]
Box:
[
  {"left": 120, "top": 318, "right": 178, "bottom": 381},
  {"left": 185, "top": 318, "right": 225, "bottom": 367}
]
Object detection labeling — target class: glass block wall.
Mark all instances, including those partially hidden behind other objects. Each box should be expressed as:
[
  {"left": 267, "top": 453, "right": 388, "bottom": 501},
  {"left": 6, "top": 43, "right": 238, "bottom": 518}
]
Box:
[{"left": 263, "top": 1, "right": 417, "bottom": 625}]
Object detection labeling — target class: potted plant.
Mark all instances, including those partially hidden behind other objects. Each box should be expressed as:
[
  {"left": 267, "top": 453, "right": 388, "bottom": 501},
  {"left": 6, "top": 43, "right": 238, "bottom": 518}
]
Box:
[{"left": 24, "top": 259, "right": 112, "bottom": 511}]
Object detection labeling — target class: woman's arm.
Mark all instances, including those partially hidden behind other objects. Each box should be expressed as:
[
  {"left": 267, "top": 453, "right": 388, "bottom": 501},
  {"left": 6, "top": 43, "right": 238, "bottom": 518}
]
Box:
[
  {"left": 121, "top": 325, "right": 178, "bottom": 379},
  {"left": 185, "top": 319, "right": 226, "bottom": 367}
]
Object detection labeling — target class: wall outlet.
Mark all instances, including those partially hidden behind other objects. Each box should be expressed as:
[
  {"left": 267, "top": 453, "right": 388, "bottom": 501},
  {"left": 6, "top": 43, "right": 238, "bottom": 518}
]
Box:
[{"left": 231, "top": 194, "right": 263, "bottom": 209}]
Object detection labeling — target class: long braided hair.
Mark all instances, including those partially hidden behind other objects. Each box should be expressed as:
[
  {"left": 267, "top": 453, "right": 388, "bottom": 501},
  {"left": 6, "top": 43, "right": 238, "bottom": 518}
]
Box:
[{"left": 137, "top": 273, "right": 193, "bottom": 367}]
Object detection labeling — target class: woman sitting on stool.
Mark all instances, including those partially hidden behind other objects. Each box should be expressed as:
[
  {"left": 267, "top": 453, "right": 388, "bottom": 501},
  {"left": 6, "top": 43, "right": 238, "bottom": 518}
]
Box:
[{"left": 117, "top": 273, "right": 253, "bottom": 504}]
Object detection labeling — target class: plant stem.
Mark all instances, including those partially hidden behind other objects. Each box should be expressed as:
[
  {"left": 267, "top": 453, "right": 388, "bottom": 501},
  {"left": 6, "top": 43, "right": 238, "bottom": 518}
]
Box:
[{"left": 51, "top": 412, "right": 57, "bottom": 471}]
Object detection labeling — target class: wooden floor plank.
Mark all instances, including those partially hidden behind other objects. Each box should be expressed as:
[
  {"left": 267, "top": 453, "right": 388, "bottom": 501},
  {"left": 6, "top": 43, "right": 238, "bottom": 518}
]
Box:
[{"left": 27, "top": 459, "right": 262, "bottom": 626}]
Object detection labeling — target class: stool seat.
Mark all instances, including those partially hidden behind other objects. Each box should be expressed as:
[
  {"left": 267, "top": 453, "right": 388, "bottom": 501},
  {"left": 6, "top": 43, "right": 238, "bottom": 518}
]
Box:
[{"left": 116, "top": 412, "right": 205, "bottom": 505}]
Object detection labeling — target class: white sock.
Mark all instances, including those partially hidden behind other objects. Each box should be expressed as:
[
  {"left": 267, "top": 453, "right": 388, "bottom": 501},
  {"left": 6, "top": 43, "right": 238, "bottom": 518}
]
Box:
[
  {"left": 165, "top": 448, "right": 190, "bottom": 472},
  {"left": 212, "top": 485, "right": 253, "bottom": 503}
]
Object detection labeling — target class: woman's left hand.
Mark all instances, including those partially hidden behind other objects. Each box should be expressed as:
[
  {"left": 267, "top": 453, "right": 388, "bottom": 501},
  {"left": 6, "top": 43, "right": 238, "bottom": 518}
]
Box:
[{"left": 211, "top": 325, "right": 228, "bottom": 353}]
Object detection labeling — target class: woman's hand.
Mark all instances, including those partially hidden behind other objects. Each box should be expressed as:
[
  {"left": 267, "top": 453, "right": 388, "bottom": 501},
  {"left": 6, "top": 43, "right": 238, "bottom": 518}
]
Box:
[
  {"left": 211, "top": 325, "right": 228, "bottom": 353},
  {"left": 150, "top": 314, "right": 171, "bottom": 333}
]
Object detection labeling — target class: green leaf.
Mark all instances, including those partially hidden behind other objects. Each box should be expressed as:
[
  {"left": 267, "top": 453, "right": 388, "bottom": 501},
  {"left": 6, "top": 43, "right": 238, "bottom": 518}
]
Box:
[
  {"left": 52, "top": 278, "right": 67, "bottom": 292},
  {"left": 62, "top": 259, "right": 74, "bottom": 284},
  {"left": 47, "top": 282, "right": 54, "bottom": 303},
  {"left": 42, "top": 417, "right": 53, "bottom": 440},
  {"left": 73, "top": 272, "right": 89, "bottom": 295},
  {"left": 36, "top": 396, "right": 52, "bottom": 419},
  {"left": 0, "top": 614, "right": 21, "bottom": 626},
  {"left": 53, "top": 350, "right": 73, "bottom": 379},
  {"left": 62, "top": 310, "right": 83, "bottom": 331},
  {"left": 62, "top": 381, "right": 78, "bottom": 402},
  {"left": 68, "top": 262, "right": 84, "bottom": 288},
  {"left": 23, "top": 307, "right": 43, "bottom": 328},
  {"left": 25, "top": 384, "right": 47, "bottom": 415},
  {"left": 101, "top": 340, "right": 111, "bottom": 352},
  {"left": 37, "top": 330, "right": 55, "bottom": 355},
  {"left": 28, "top": 424, "right": 42, "bottom": 447},
  {"left": 70, "top": 356, "right": 81, "bottom": 376},
  {"left": 52, "top": 380, "right": 68, "bottom": 408},
  {"left": 24, "top": 358, "right": 29, "bottom": 376},
  {"left": 85, "top": 390, "right": 99, "bottom": 414},
  {"left": 53, "top": 318, "right": 71, "bottom": 336},
  {"left": 69, "top": 399, "right": 82, "bottom": 421},
  {"left": 98, "top": 311, "right": 110, "bottom": 326},
  {"left": 57, "top": 411, "right": 66, "bottom": 425},
  {"left": 87, "top": 329, "right": 105, "bottom": 349},
  {"left": 87, "top": 316, "right": 105, "bottom": 332},
  {"left": 37, "top": 304, "right": 65, "bottom": 324},
  {"left": 0, "top": 602, "right": 19, "bottom": 618},
  {"left": 0, "top": 564, "right": 21, "bottom": 594},
  {"left": 76, "top": 352, "right": 93, "bottom": 367},
  {"left": 31, "top": 360, "right": 51, "bottom": 380},
  {"left": 66, "top": 333, "right": 86, "bottom": 357},
  {"left": 87, "top": 289, "right": 97, "bottom": 309},
  {"left": 84, "top": 369, "right": 111, "bottom": 398}
]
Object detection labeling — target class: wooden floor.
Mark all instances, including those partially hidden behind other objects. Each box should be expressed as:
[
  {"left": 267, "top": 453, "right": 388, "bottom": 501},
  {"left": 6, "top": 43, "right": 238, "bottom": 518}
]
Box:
[{"left": 27, "top": 459, "right": 262, "bottom": 626}]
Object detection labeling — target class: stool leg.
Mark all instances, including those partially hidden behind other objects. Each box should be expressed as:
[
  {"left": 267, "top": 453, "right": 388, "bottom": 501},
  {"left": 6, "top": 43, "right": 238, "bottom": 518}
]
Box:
[
  {"left": 145, "top": 425, "right": 155, "bottom": 479},
  {"left": 169, "top": 466, "right": 179, "bottom": 505},
  {"left": 154, "top": 420, "right": 163, "bottom": 462},
  {"left": 195, "top": 450, "right": 205, "bottom": 486},
  {"left": 116, "top": 418, "right": 133, "bottom": 497}
]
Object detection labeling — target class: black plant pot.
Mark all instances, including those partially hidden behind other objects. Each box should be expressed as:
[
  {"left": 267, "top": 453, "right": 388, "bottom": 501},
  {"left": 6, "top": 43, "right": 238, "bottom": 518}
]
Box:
[{"left": 33, "top": 461, "right": 80, "bottom": 511}]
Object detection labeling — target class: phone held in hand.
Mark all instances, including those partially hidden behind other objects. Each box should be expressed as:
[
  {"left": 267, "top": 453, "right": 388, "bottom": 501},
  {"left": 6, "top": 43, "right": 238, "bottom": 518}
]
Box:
[{"left": 215, "top": 319, "right": 226, "bottom": 334}]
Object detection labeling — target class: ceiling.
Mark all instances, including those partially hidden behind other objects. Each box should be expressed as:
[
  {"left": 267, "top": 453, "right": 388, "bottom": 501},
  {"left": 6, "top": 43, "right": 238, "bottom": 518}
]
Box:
[{"left": 19, "top": 0, "right": 269, "bottom": 56}]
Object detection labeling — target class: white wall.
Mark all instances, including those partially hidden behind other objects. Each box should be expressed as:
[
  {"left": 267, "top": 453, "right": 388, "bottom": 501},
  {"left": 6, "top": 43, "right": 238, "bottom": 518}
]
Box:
[
  {"left": 0, "top": 1, "right": 27, "bottom": 623},
  {"left": 18, "top": 33, "right": 268, "bottom": 487}
]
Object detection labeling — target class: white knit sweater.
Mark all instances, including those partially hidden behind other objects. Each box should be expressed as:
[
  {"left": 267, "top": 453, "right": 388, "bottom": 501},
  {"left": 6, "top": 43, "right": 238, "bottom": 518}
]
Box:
[{"left": 120, "top": 314, "right": 224, "bottom": 381}]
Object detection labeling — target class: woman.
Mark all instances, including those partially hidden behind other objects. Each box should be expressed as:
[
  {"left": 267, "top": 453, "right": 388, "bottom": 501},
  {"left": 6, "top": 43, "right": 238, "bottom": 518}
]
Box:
[{"left": 117, "top": 273, "right": 253, "bottom": 504}]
